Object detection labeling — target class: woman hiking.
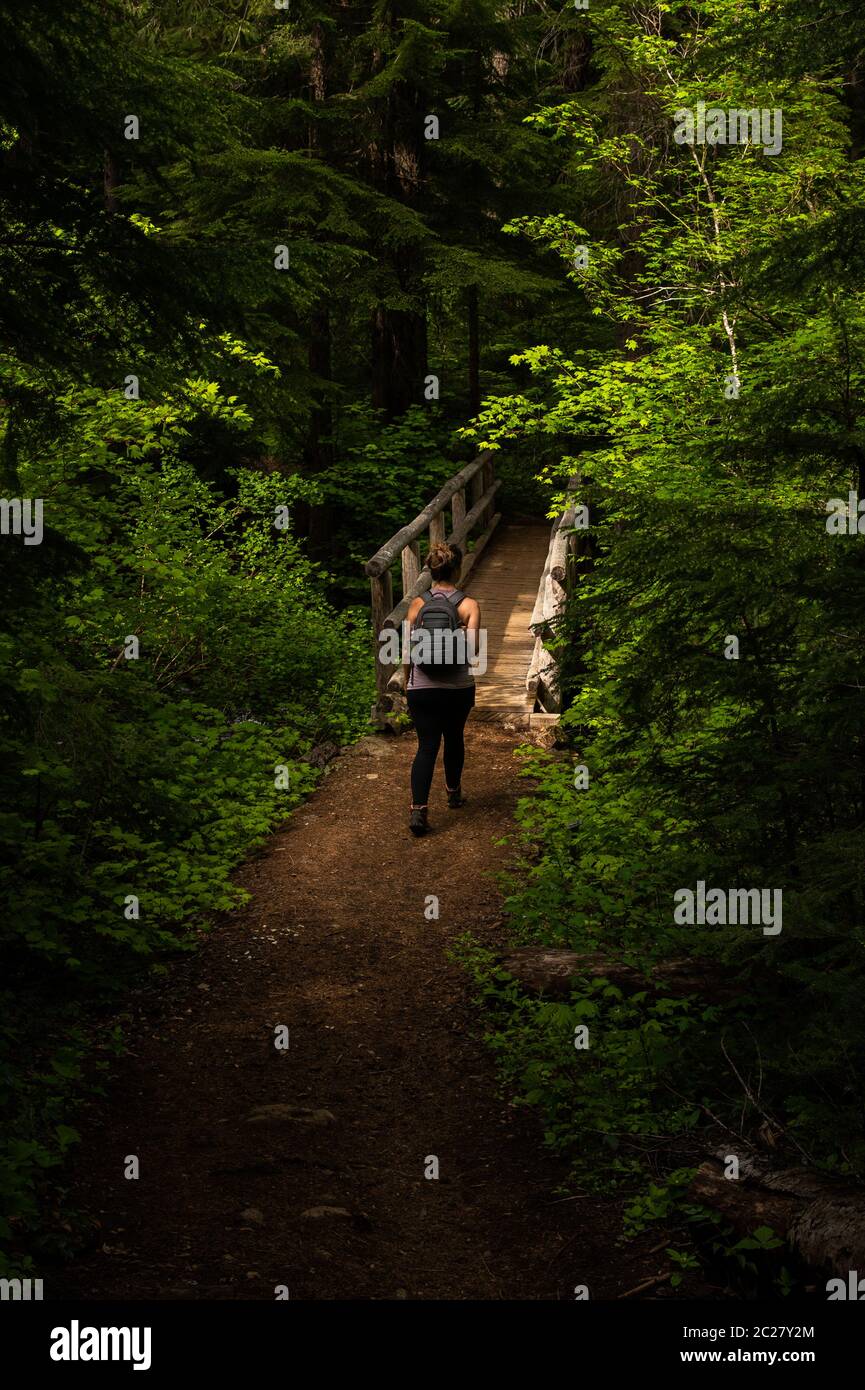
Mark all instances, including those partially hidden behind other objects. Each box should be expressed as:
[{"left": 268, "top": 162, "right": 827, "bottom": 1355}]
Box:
[{"left": 404, "top": 542, "right": 481, "bottom": 837}]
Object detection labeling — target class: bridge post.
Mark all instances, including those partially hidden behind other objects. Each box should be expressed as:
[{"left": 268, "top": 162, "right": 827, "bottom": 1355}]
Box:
[
  {"left": 469, "top": 468, "right": 484, "bottom": 521},
  {"left": 370, "top": 569, "right": 394, "bottom": 706},
  {"left": 451, "top": 486, "right": 466, "bottom": 537},
  {"left": 401, "top": 540, "right": 420, "bottom": 597},
  {"left": 481, "top": 457, "right": 495, "bottom": 527}
]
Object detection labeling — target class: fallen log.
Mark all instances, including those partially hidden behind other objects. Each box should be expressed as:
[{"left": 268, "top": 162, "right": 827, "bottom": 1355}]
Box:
[
  {"left": 501, "top": 947, "right": 865, "bottom": 1276},
  {"left": 499, "top": 946, "right": 740, "bottom": 1003},
  {"left": 689, "top": 1157, "right": 796, "bottom": 1240},
  {"left": 690, "top": 1152, "right": 865, "bottom": 1276}
]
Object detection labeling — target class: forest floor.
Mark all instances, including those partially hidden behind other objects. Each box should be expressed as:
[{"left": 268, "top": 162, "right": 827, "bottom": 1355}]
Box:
[{"left": 56, "top": 725, "right": 701, "bottom": 1301}]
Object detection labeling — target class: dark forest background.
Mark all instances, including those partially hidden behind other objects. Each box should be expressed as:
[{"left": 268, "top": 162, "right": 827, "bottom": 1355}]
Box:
[{"left": 1, "top": 0, "right": 864, "bottom": 1290}]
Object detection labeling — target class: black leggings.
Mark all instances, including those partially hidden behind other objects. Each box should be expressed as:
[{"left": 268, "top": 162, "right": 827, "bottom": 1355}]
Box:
[{"left": 407, "top": 686, "right": 476, "bottom": 806}]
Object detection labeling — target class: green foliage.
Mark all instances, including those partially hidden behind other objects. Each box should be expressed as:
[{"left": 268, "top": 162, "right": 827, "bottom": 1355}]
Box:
[
  {"left": 458, "top": 0, "right": 865, "bottom": 1266},
  {"left": 319, "top": 406, "right": 456, "bottom": 590},
  {"left": 0, "top": 387, "right": 373, "bottom": 1267},
  {"left": 622, "top": 1172, "right": 697, "bottom": 1239},
  {"left": 6, "top": 0, "right": 864, "bottom": 1296},
  {"left": 455, "top": 933, "right": 714, "bottom": 1190},
  {"left": 0, "top": 0, "right": 373, "bottom": 1274}
]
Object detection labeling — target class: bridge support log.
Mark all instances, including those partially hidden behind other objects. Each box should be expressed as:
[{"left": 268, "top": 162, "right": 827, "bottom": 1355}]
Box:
[
  {"left": 428, "top": 513, "right": 446, "bottom": 548},
  {"left": 369, "top": 570, "right": 394, "bottom": 708},
  {"left": 365, "top": 452, "right": 491, "bottom": 579},
  {"left": 451, "top": 486, "right": 466, "bottom": 539},
  {"left": 482, "top": 457, "right": 495, "bottom": 528},
  {"left": 528, "top": 479, "right": 582, "bottom": 717},
  {"left": 401, "top": 540, "right": 420, "bottom": 599}
]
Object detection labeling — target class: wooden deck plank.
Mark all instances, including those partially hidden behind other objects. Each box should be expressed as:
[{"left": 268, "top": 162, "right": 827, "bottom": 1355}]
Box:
[{"left": 465, "top": 521, "right": 551, "bottom": 713}]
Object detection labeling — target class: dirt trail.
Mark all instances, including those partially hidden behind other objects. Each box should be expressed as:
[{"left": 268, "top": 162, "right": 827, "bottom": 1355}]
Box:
[{"left": 57, "top": 726, "right": 665, "bottom": 1301}]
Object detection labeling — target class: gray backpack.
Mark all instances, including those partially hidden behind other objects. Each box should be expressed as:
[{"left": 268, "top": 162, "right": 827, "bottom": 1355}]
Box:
[{"left": 412, "top": 589, "right": 466, "bottom": 672}]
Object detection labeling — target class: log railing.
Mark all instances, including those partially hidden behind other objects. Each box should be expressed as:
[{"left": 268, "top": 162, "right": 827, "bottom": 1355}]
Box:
[
  {"left": 527, "top": 479, "right": 580, "bottom": 715},
  {"left": 364, "top": 451, "right": 501, "bottom": 718}
]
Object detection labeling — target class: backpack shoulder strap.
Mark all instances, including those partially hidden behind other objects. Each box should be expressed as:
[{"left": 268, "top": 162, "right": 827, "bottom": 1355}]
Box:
[{"left": 421, "top": 588, "right": 466, "bottom": 609}]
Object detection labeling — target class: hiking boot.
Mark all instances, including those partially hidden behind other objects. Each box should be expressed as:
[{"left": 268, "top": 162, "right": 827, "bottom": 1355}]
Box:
[
  {"left": 447, "top": 786, "right": 467, "bottom": 809},
  {"left": 409, "top": 805, "right": 429, "bottom": 836}
]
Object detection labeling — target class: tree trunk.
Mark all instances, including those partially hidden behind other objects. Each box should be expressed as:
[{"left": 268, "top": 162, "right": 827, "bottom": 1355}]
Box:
[
  {"left": 303, "top": 19, "right": 334, "bottom": 558},
  {"left": 467, "top": 284, "right": 480, "bottom": 415},
  {"left": 367, "top": 12, "right": 428, "bottom": 418},
  {"left": 103, "top": 150, "right": 118, "bottom": 213},
  {"left": 371, "top": 286, "right": 428, "bottom": 418},
  {"left": 305, "top": 305, "right": 334, "bottom": 558}
]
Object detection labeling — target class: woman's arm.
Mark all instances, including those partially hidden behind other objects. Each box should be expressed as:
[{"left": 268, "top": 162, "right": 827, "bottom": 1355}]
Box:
[
  {"left": 458, "top": 597, "right": 482, "bottom": 669},
  {"left": 458, "top": 597, "right": 481, "bottom": 631},
  {"left": 404, "top": 596, "right": 424, "bottom": 675}
]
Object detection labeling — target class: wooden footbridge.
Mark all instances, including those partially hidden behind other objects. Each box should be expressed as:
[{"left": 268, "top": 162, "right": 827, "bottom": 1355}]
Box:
[{"left": 364, "top": 453, "right": 581, "bottom": 725}]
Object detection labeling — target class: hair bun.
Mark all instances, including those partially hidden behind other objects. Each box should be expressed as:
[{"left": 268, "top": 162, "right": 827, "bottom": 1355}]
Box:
[{"left": 427, "top": 542, "right": 455, "bottom": 569}]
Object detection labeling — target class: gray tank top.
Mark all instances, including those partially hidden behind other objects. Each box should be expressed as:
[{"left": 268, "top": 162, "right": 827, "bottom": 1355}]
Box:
[{"left": 407, "top": 588, "right": 476, "bottom": 690}]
